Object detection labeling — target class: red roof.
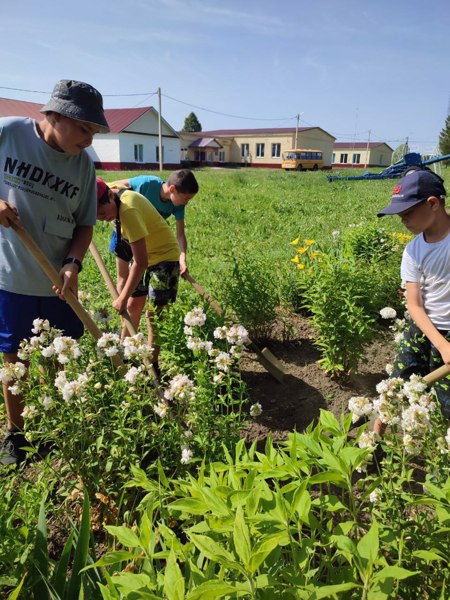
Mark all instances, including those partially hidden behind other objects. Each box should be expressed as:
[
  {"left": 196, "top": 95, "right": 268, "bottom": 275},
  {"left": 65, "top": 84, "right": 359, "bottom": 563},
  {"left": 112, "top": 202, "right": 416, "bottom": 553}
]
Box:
[
  {"left": 0, "top": 97, "right": 157, "bottom": 133},
  {"left": 192, "top": 127, "right": 314, "bottom": 136},
  {"left": 334, "top": 141, "right": 393, "bottom": 151},
  {"left": 0, "top": 97, "right": 44, "bottom": 121}
]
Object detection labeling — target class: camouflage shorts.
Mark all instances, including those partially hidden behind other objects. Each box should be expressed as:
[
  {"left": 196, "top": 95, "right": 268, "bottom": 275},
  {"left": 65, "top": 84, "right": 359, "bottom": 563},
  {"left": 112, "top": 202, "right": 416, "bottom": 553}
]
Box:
[
  {"left": 131, "top": 261, "right": 180, "bottom": 307},
  {"left": 394, "top": 321, "right": 450, "bottom": 418}
]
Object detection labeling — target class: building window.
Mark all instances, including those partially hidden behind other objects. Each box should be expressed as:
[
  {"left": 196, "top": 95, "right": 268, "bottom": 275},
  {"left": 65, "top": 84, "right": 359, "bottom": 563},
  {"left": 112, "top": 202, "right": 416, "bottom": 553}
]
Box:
[
  {"left": 271, "top": 143, "right": 281, "bottom": 158},
  {"left": 256, "top": 143, "right": 265, "bottom": 158},
  {"left": 352, "top": 153, "right": 361, "bottom": 164},
  {"left": 241, "top": 143, "right": 249, "bottom": 158},
  {"left": 379, "top": 154, "right": 383, "bottom": 164},
  {"left": 219, "top": 151, "right": 225, "bottom": 162},
  {"left": 340, "top": 153, "right": 348, "bottom": 164},
  {"left": 156, "top": 145, "right": 164, "bottom": 162},
  {"left": 332, "top": 153, "right": 335, "bottom": 163},
  {"left": 134, "top": 144, "right": 143, "bottom": 163}
]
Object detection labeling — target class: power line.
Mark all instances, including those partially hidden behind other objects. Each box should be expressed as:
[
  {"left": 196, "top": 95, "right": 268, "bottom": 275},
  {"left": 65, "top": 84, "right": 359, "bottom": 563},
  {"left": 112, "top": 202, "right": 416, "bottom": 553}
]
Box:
[
  {"left": 162, "top": 92, "right": 297, "bottom": 121},
  {"left": 0, "top": 85, "right": 157, "bottom": 98}
]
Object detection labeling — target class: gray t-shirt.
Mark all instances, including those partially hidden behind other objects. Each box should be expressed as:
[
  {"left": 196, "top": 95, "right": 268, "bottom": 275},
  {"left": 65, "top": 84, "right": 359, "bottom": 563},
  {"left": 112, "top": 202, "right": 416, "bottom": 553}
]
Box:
[{"left": 0, "top": 117, "right": 96, "bottom": 296}]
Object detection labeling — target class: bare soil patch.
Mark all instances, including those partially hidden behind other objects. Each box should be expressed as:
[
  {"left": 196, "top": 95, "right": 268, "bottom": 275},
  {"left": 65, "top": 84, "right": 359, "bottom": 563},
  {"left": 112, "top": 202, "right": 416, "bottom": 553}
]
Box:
[{"left": 241, "top": 313, "right": 395, "bottom": 443}]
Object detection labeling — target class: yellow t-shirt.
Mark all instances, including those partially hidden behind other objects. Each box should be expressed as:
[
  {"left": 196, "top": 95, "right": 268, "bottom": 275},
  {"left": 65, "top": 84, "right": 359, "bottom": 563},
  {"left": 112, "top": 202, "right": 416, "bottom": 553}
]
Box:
[{"left": 117, "top": 188, "right": 179, "bottom": 267}]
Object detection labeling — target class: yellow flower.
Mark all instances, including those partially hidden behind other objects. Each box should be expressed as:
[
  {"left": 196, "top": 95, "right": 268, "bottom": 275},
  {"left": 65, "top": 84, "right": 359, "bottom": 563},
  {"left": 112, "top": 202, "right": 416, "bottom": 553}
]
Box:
[
  {"left": 290, "top": 237, "right": 300, "bottom": 245},
  {"left": 304, "top": 239, "right": 315, "bottom": 246},
  {"left": 310, "top": 252, "right": 319, "bottom": 259},
  {"left": 291, "top": 255, "right": 300, "bottom": 263},
  {"left": 297, "top": 263, "right": 305, "bottom": 270},
  {"left": 297, "top": 247, "right": 308, "bottom": 254}
]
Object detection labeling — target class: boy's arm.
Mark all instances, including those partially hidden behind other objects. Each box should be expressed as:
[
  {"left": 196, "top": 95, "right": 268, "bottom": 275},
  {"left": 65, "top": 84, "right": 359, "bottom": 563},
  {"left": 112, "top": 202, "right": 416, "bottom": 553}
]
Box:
[
  {"left": 0, "top": 200, "right": 19, "bottom": 227},
  {"left": 406, "top": 281, "right": 450, "bottom": 366},
  {"left": 113, "top": 179, "right": 131, "bottom": 188},
  {"left": 57, "top": 225, "right": 93, "bottom": 299},
  {"left": 176, "top": 218, "right": 188, "bottom": 277},
  {"left": 112, "top": 238, "right": 147, "bottom": 314}
]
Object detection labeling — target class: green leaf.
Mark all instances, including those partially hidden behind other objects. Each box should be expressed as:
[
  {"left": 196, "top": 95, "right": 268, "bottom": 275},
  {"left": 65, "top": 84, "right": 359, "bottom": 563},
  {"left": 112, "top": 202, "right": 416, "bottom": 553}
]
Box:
[
  {"left": 357, "top": 521, "right": 379, "bottom": 567},
  {"left": 163, "top": 549, "right": 185, "bottom": 600},
  {"left": 32, "top": 495, "right": 49, "bottom": 600},
  {"left": 249, "top": 533, "right": 289, "bottom": 573},
  {"left": 84, "top": 550, "right": 138, "bottom": 569},
  {"left": 188, "top": 533, "right": 234, "bottom": 563},
  {"left": 66, "top": 494, "right": 91, "bottom": 600},
  {"left": 313, "top": 582, "right": 362, "bottom": 598},
  {"left": 372, "top": 566, "right": 420, "bottom": 581},
  {"left": 106, "top": 525, "right": 141, "bottom": 548},
  {"left": 169, "top": 498, "right": 209, "bottom": 515},
  {"left": 187, "top": 580, "right": 251, "bottom": 600},
  {"left": 7, "top": 574, "right": 26, "bottom": 600},
  {"left": 233, "top": 506, "right": 251, "bottom": 568},
  {"left": 412, "top": 550, "right": 444, "bottom": 563},
  {"left": 52, "top": 530, "right": 74, "bottom": 595}
]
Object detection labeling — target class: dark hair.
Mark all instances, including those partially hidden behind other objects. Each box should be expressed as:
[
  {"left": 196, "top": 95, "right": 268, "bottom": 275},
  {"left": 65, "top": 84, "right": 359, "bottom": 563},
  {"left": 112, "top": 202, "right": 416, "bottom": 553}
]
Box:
[{"left": 167, "top": 169, "right": 199, "bottom": 194}]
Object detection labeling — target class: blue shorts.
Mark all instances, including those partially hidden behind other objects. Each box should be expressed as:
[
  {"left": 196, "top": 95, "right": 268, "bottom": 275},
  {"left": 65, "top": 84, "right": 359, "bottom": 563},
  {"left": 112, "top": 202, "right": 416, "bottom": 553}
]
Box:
[{"left": 0, "top": 289, "right": 84, "bottom": 353}]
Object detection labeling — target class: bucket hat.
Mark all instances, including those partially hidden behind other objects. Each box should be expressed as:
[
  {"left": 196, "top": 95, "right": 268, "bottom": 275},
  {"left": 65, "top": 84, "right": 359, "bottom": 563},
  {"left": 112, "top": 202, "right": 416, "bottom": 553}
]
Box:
[
  {"left": 377, "top": 170, "right": 446, "bottom": 217},
  {"left": 41, "top": 80, "right": 110, "bottom": 133}
]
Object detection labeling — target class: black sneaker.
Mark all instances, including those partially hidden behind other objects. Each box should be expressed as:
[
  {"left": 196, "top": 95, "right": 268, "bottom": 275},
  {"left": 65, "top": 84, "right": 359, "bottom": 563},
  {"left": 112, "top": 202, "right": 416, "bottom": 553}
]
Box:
[{"left": 0, "top": 431, "right": 28, "bottom": 466}]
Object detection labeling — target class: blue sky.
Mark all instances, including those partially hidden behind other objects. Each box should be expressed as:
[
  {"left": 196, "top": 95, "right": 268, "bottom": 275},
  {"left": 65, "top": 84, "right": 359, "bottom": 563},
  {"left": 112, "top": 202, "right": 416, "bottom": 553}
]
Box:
[{"left": 1, "top": 0, "right": 449, "bottom": 154}]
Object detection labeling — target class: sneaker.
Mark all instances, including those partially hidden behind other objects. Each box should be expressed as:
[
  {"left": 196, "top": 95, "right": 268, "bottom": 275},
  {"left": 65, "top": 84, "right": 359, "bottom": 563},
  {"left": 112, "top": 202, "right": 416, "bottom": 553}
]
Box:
[{"left": 0, "top": 431, "right": 28, "bottom": 467}]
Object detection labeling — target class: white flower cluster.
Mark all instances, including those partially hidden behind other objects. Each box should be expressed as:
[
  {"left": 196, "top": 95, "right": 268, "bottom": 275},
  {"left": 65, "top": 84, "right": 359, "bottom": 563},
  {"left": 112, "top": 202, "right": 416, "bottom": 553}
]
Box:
[
  {"left": 52, "top": 337, "right": 81, "bottom": 364},
  {"left": 21, "top": 405, "right": 37, "bottom": 419},
  {"left": 184, "top": 306, "right": 207, "bottom": 328},
  {"left": 97, "top": 333, "right": 121, "bottom": 357},
  {"left": 213, "top": 324, "right": 250, "bottom": 347},
  {"left": 181, "top": 445, "right": 193, "bottom": 464},
  {"left": 187, "top": 337, "right": 213, "bottom": 354},
  {"left": 215, "top": 351, "right": 233, "bottom": 372},
  {"left": 91, "top": 308, "right": 112, "bottom": 324},
  {"left": 250, "top": 402, "right": 262, "bottom": 417},
  {"left": 348, "top": 396, "right": 374, "bottom": 423},
  {"left": 17, "top": 320, "right": 64, "bottom": 360},
  {"left": 54, "top": 371, "right": 89, "bottom": 402},
  {"left": 350, "top": 373, "right": 445, "bottom": 457},
  {"left": 122, "top": 333, "right": 153, "bottom": 361},
  {"left": 164, "top": 374, "right": 196, "bottom": 404},
  {"left": 379, "top": 307, "right": 397, "bottom": 320},
  {"left": 124, "top": 365, "right": 143, "bottom": 385},
  {"left": 0, "top": 361, "right": 27, "bottom": 384}
]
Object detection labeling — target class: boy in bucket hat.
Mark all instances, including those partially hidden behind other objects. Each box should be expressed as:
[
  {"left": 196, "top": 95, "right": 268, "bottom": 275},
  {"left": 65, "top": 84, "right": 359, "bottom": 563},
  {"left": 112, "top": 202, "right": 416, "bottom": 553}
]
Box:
[
  {"left": 0, "top": 79, "right": 108, "bottom": 466},
  {"left": 374, "top": 169, "right": 450, "bottom": 436}
]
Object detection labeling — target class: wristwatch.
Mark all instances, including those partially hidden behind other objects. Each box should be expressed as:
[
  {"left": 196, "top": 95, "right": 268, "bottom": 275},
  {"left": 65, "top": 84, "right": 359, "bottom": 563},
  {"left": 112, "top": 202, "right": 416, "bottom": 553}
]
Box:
[{"left": 62, "top": 257, "right": 83, "bottom": 273}]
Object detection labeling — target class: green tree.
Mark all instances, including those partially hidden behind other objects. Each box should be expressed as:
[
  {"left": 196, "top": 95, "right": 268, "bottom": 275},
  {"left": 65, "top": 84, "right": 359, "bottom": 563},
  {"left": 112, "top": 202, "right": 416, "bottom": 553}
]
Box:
[
  {"left": 439, "top": 114, "right": 450, "bottom": 157},
  {"left": 182, "top": 112, "right": 202, "bottom": 132}
]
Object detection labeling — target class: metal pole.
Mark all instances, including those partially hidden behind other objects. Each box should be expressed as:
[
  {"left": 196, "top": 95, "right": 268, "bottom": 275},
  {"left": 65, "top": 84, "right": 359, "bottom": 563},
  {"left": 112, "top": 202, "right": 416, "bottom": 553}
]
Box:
[
  {"left": 364, "top": 129, "right": 371, "bottom": 169},
  {"left": 295, "top": 114, "right": 299, "bottom": 148},
  {"left": 158, "top": 87, "right": 163, "bottom": 172}
]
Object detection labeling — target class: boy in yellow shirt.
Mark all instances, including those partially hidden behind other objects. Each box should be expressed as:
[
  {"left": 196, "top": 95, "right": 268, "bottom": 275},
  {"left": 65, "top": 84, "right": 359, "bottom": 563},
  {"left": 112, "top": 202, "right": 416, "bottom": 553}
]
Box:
[{"left": 96, "top": 177, "right": 179, "bottom": 375}]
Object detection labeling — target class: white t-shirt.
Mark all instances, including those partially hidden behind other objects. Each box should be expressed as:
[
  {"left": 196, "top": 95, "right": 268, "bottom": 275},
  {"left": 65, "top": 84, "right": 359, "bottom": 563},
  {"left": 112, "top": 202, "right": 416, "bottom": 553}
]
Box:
[
  {"left": 401, "top": 231, "right": 450, "bottom": 330},
  {"left": 0, "top": 117, "right": 96, "bottom": 296}
]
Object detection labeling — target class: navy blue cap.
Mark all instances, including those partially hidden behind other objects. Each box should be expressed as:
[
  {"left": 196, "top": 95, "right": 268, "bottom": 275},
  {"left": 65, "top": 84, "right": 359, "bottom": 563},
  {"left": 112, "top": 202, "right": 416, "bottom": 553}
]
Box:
[{"left": 377, "top": 170, "right": 446, "bottom": 217}]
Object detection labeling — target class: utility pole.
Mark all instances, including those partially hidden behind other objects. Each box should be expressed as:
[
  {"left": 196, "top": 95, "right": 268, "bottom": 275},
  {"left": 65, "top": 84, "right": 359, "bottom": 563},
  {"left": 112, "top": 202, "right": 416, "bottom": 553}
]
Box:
[
  {"left": 158, "top": 87, "right": 163, "bottom": 172},
  {"left": 364, "top": 129, "right": 371, "bottom": 169},
  {"left": 294, "top": 112, "right": 304, "bottom": 148}
]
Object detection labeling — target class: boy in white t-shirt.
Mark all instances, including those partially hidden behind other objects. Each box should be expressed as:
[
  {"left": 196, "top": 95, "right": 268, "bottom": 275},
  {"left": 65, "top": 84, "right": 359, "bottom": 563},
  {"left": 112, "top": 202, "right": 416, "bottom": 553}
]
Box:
[{"left": 374, "top": 168, "right": 449, "bottom": 435}]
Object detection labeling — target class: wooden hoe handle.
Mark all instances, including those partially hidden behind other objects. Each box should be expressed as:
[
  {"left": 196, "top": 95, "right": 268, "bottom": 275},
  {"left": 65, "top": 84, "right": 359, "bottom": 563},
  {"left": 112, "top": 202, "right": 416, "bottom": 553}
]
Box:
[{"left": 10, "top": 221, "right": 124, "bottom": 371}]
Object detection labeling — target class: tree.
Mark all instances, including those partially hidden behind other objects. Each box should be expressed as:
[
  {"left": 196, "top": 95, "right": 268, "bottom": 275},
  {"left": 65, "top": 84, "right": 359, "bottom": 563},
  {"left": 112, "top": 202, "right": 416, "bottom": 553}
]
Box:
[
  {"left": 439, "top": 114, "right": 450, "bottom": 157},
  {"left": 182, "top": 112, "right": 202, "bottom": 132},
  {"left": 392, "top": 142, "right": 410, "bottom": 164}
]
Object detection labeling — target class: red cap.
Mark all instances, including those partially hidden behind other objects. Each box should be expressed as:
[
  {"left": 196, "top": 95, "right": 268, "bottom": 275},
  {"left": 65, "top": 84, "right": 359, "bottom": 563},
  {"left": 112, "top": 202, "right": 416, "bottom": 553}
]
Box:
[{"left": 96, "top": 176, "right": 110, "bottom": 203}]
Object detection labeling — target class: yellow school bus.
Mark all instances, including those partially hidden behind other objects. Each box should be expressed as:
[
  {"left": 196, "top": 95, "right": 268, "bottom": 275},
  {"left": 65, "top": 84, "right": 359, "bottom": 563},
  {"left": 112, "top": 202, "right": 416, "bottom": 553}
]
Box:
[{"left": 281, "top": 149, "right": 324, "bottom": 171}]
